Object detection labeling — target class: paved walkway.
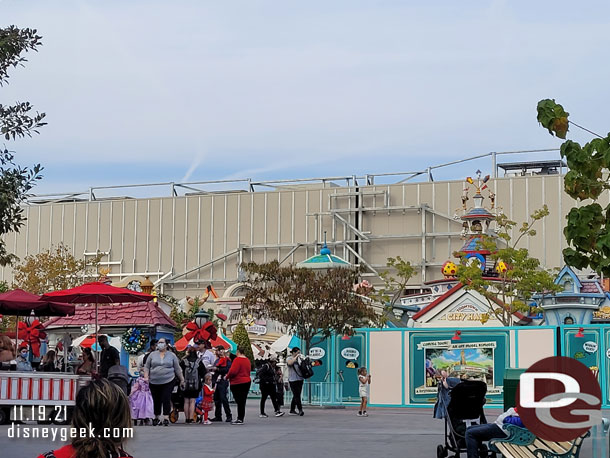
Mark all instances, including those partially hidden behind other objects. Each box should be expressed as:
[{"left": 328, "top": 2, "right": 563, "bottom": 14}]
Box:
[{"left": 0, "top": 406, "right": 601, "bottom": 457}]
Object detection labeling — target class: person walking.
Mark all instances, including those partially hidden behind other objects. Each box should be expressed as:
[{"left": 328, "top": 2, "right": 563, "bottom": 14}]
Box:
[
  {"left": 98, "top": 335, "right": 120, "bottom": 378},
  {"left": 144, "top": 337, "right": 185, "bottom": 426},
  {"left": 257, "top": 356, "right": 284, "bottom": 418},
  {"left": 226, "top": 346, "right": 251, "bottom": 425},
  {"left": 275, "top": 363, "right": 285, "bottom": 408},
  {"left": 286, "top": 347, "right": 304, "bottom": 416},
  {"left": 357, "top": 367, "right": 371, "bottom": 416},
  {"left": 180, "top": 344, "right": 206, "bottom": 423},
  {"left": 210, "top": 346, "right": 232, "bottom": 423}
]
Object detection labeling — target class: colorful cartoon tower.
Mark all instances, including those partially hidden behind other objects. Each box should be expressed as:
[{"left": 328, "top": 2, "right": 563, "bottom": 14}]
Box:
[{"left": 456, "top": 170, "right": 496, "bottom": 274}]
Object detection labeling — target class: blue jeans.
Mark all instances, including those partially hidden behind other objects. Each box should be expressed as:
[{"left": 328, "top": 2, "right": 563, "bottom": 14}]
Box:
[{"left": 465, "top": 423, "right": 505, "bottom": 458}]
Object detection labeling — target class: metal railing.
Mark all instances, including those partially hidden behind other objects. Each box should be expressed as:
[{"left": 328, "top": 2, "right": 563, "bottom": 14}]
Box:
[
  {"left": 244, "top": 381, "right": 344, "bottom": 406},
  {"left": 27, "top": 148, "right": 560, "bottom": 203}
]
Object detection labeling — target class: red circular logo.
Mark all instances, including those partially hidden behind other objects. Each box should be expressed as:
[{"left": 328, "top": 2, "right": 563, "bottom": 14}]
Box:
[{"left": 516, "top": 356, "right": 601, "bottom": 441}]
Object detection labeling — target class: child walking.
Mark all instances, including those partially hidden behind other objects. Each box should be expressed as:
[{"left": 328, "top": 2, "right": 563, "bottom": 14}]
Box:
[
  {"left": 357, "top": 367, "right": 371, "bottom": 417},
  {"left": 201, "top": 373, "right": 215, "bottom": 425},
  {"left": 130, "top": 370, "right": 154, "bottom": 425}
]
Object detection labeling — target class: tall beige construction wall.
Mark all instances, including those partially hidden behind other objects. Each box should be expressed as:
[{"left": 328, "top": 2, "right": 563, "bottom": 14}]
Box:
[{"left": 0, "top": 174, "right": 586, "bottom": 298}]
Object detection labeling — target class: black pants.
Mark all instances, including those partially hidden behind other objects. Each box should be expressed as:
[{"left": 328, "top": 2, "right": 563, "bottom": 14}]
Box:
[
  {"left": 260, "top": 382, "right": 280, "bottom": 414},
  {"left": 150, "top": 380, "right": 174, "bottom": 416},
  {"left": 213, "top": 379, "right": 232, "bottom": 420},
  {"left": 230, "top": 382, "right": 251, "bottom": 421},
  {"left": 289, "top": 380, "right": 304, "bottom": 413}
]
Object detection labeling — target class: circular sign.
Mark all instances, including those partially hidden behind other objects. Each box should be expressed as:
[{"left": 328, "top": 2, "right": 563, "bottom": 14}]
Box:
[
  {"left": 516, "top": 356, "right": 602, "bottom": 442},
  {"left": 341, "top": 347, "right": 359, "bottom": 360},
  {"left": 583, "top": 341, "right": 598, "bottom": 353},
  {"left": 308, "top": 347, "right": 325, "bottom": 360}
]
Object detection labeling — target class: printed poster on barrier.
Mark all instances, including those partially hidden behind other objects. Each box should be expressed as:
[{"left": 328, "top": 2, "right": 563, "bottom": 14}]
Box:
[
  {"left": 409, "top": 332, "right": 508, "bottom": 405},
  {"left": 417, "top": 341, "right": 497, "bottom": 395}
]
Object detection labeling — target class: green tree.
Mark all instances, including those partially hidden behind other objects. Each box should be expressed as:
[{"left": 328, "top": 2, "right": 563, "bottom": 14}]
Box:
[
  {"left": 0, "top": 26, "right": 46, "bottom": 266},
  {"left": 537, "top": 99, "right": 610, "bottom": 275},
  {"left": 12, "top": 243, "right": 102, "bottom": 294},
  {"left": 371, "top": 256, "right": 416, "bottom": 316},
  {"left": 240, "top": 261, "right": 381, "bottom": 353},
  {"left": 231, "top": 322, "right": 255, "bottom": 367},
  {"left": 456, "top": 207, "right": 560, "bottom": 326}
]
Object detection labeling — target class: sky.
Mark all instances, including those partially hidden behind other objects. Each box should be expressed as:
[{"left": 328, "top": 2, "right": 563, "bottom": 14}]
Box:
[{"left": 2, "top": 0, "right": 610, "bottom": 196}]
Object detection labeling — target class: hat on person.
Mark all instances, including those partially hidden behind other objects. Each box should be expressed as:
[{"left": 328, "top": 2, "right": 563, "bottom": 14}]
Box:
[{"left": 290, "top": 347, "right": 300, "bottom": 354}]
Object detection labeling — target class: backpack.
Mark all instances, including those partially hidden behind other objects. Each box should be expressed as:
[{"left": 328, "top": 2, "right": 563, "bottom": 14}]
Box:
[
  {"left": 184, "top": 357, "right": 202, "bottom": 392},
  {"left": 297, "top": 356, "right": 314, "bottom": 379},
  {"left": 255, "top": 363, "right": 274, "bottom": 384}
]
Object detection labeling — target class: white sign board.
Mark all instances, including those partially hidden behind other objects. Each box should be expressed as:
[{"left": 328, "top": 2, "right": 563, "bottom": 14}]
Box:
[
  {"left": 341, "top": 347, "right": 360, "bottom": 360},
  {"left": 309, "top": 347, "right": 325, "bottom": 360},
  {"left": 583, "top": 341, "right": 598, "bottom": 353}
]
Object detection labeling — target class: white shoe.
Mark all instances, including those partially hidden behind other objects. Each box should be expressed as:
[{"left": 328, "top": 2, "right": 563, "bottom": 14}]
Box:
[{"left": 203, "top": 420, "right": 212, "bottom": 425}]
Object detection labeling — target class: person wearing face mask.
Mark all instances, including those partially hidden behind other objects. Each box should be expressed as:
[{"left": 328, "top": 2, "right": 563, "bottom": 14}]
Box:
[
  {"left": 180, "top": 344, "right": 206, "bottom": 423},
  {"left": 16, "top": 345, "right": 33, "bottom": 371},
  {"left": 144, "top": 338, "right": 185, "bottom": 426}
]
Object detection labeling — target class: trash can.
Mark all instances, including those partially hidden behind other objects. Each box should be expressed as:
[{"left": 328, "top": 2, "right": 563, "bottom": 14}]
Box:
[{"left": 503, "top": 368, "right": 526, "bottom": 409}]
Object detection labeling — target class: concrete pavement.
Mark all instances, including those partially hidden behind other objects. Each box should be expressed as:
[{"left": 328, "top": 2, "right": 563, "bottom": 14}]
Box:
[{"left": 0, "top": 405, "right": 600, "bottom": 457}]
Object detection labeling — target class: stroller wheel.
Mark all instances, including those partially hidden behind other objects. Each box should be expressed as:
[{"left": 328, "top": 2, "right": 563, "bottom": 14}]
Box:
[
  {"left": 436, "top": 444, "right": 447, "bottom": 458},
  {"left": 169, "top": 409, "right": 179, "bottom": 424}
]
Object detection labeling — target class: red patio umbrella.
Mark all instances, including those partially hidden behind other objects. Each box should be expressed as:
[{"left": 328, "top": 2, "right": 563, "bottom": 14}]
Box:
[
  {"left": 0, "top": 289, "right": 76, "bottom": 315},
  {"left": 42, "top": 282, "right": 153, "bottom": 370},
  {"left": 0, "top": 289, "right": 76, "bottom": 354}
]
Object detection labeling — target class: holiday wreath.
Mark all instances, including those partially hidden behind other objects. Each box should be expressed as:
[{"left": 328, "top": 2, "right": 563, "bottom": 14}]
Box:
[{"left": 122, "top": 327, "right": 149, "bottom": 354}]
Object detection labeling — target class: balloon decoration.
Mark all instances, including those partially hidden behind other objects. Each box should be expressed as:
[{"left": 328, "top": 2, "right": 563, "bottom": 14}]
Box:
[
  {"left": 175, "top": 320, "right": 218, "bottom": 352},
  {"left": 17, "top": 319, "right": 46, "bottom": 357},
  {"left": 495, "top": 260, "right": 509, "bottom": 274},
  {"left": 121, "top": 327, "right": 149, "bottom": 354},
  {"left": 442, "top": 261, "right": 458, "bottom": 277}
]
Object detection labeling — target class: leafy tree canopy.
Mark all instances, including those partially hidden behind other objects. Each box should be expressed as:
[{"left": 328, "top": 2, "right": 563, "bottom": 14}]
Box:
[
  {"left": 456, "top": 207, "right": 560, "bottom": 326},
  {"left": 537, "top": 99, "right": 610, "bottom": 275},
  {"left": 12, "top": 243, "right": 102, "bottom": 294},
  {"left": 0, "top": 26, "right": 46, "bottom": 265},
  {"left": 241, "top": 261, "right": 381, "bottom": 351}
]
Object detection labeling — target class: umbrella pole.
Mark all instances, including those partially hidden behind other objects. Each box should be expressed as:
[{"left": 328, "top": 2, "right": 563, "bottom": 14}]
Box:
[
  {"left": 14, "top": 315, "right": 19, "bottom": 355},
  {"left": 95, "top": 302, "right": 99, "bottom": 373}
]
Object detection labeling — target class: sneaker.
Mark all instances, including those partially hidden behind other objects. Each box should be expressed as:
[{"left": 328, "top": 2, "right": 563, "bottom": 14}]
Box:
[
  {"left": 259, "top": 413, "right": 268, "bottom": 418},
  {"left": 203, "top": 420, "right": 212, "bottom": 425},
  {"left": 289, "top": 411, "right": 298, "bottom": 416},
  {"left": 210, "top": 417, "right": 222, "bottom": 422},
  {"left": 357, "top": 411, "right": 362, "bottom": 416},
  {"left": 225, "top": 417, "right": 233, "bottom": 423},
  {"left": 362, "top": 412, "right": 369, "bottom": 417},
  {"left": 152, "top": 418, "right": 160, "bottom": 426},
  {"left": 231, "top": 419, "right": 244, "bottom": 425},
  {"left": 275, "top": 411, "right": 285, "bottom": 417},
  {"left": 163, "top": 419, "right": 169, "bottom": 426},
  {"left": 298, "top": 411, "right": 304, "bottom": 416}
]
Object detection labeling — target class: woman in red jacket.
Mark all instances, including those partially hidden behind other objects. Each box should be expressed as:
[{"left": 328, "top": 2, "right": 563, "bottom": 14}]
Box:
[{"left": 226, "top": 346, "right": 252, "bottom": 425}]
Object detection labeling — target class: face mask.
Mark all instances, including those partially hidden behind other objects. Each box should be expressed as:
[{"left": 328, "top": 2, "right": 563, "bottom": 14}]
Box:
[
  {"left": 20, "top": 352, "right": 27, "bottom": 358},
  {"left": 157, "top": 342, "right": 166, "bottom": 350}
]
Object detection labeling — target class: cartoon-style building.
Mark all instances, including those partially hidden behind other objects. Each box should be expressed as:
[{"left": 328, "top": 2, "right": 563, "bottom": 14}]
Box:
[
  {"left": 392, "top": 171, "right": 532, "bottom": 328},
  {"left": 537, "top": 266, "right": 606, "bottom": 325}
]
